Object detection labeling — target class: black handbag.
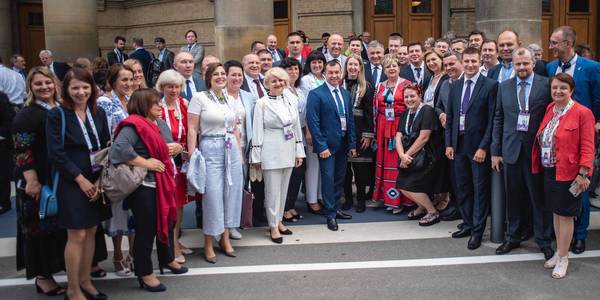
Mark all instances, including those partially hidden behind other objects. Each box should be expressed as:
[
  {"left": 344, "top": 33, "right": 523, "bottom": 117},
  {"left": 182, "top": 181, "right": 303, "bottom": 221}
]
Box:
[{"left": 400, "top": 134, "right": 431, "bottom": 173}]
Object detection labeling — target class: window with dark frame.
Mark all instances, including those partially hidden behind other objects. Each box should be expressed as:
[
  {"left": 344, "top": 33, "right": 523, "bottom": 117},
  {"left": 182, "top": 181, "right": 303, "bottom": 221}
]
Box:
[{"left": 274, "top": 0, "right": 288, "bottom": 20}]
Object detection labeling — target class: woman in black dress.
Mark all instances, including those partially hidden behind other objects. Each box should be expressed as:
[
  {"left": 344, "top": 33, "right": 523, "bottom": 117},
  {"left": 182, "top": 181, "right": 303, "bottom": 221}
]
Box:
[
  {"left": 47, "top": 68, "right": 111, "bottom": 300},
  {"left": 342, "top": 54, "right": 374, "bottom": 213},
  {"left": 13, "top": 66, "right": 67, "bottom": 296},
  {"left": 395, "top": 84, "right": 440, "bottom": 226}
]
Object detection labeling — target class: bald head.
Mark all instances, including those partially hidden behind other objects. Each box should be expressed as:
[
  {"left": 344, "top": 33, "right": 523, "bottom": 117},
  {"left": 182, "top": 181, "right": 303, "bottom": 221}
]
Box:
[
  {"left": 201, "top": 55, "right": 220, "bottom": 75},
  {"left": 327, "top": 34, "right": 344, "bottom": 58},
  {"left": 174, "top": 51, "right": 195, "bottom": 78},
  {"left": 266, "top": 34, "right": 278, "bottom": 51},
  {"left": 242, "top": 53, "right": 261, "bottom": 78},
  {"left": 497, "top": 30, "right": 521, "bottom": 62}
]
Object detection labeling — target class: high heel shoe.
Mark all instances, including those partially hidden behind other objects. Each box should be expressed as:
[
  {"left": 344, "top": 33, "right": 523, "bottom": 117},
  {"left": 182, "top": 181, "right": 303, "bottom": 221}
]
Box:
[
  {"left": 137, "top": 277, "right": 167, "bottom": 292},
  {"left": 306, "top": 203, "right": 323, "bottom": 215},
  {"left": 174, "top": 255, "right": 186, "bottom": 264},
  {"left": 159, "top": 264, "right": 189, "bottom": 275},
  {"left": 219, "top": 239, "right": 237, "bottom": 257},
  {"left": 113, "top": 257, "right": 132, "bottom": 277},
  {"left": 80, "top": 286, "right": 108, "bottom": 300},
  {"left": 279, "top": 228, "right": 293, "bottom": 235},
  {"left": 204, "top": 254, "right": 217, "bottom": 264},
  {"left": 35, "top": 277, "right": 65, "bottom": 296}
]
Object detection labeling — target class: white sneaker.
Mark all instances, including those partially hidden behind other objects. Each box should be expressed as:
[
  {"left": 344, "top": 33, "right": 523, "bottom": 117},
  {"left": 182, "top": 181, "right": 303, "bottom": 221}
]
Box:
[
  {"left": 544, "top": 252, "right": 559, "bottom": 269},
  {"left": 229, "top": 228, "right": 243, "bottom": 240},
  {"left": 552, "top": 256, "right": 569, "bottom": 279}
]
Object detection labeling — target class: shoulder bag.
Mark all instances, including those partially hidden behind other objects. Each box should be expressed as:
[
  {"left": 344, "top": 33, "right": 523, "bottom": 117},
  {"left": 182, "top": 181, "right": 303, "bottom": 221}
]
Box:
[{"left": 39, "top": 107, "right": 65, "bottom": 220}]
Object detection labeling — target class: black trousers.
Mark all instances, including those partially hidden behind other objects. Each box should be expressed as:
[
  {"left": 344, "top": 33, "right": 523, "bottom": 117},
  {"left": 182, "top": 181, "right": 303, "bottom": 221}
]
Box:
[
  {"left": 0, "top": 141, "right": 12, "bottom": 209},
  {"left": 128, "top": 186, "right": 174, "bottom": 276},
  {"left": 251, "top": 179, "right": 266, "bottom": 224},
  {"left": 285, "top": 161, "right": 306, "bottom": 211},
  {"left": 504, "top": 150, "right": 552, "bottom": 247},
  {"left": 344, "top": 161, "right": 374, "bottom": 203}
]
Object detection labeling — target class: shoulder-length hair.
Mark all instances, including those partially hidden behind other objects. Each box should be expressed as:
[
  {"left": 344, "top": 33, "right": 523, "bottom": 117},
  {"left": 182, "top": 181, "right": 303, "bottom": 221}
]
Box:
[
  {"left": 128, "top": 88, "right": 161, "bottom": 118},
  {"left": 124, "top": 58, "right": 148, "bottom": 89},
  {"left": 423, "top": 48, "right": 445, "bottom": 75},
  {"left": 279, "top": 57, "right": 302, "bottom": 88},
  {"left": 62, "top": 67, "right": 99, "bottom": 113},
  {"left": 302, "top": 50, "right": 326, "bottom": 76},
  {"left": 24, "top": 66, "right": 61, "bottom": 107},
  {"left": 343, "top": 54, "right": 367, "bottom": 98}
]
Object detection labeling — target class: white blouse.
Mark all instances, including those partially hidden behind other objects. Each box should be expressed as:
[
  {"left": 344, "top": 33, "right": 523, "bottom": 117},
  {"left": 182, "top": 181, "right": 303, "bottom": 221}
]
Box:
[{"left": 188, "top": 91, "right": 236, "bottom": 136}]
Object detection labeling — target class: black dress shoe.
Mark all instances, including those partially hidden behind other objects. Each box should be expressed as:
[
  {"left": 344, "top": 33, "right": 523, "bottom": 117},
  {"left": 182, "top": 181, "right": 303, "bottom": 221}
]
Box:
[
  {"left": 81, "top": 286, "right": 107, "bottom": 300},
  {"left": 467, "top": 236, "right": 482, "bottom": 250},
  {"left": 572, "top": 239, "right": 586, "bottom": 254},
  {"left": 541, "top": 247, "right": 555, "bottom": 260},
  {"left": 520, "top": 231, "right": 533, "bottom": 242},
  {"left": 336, "top": 210, "right": 352, "bottom": 220},
  {"left": 440, "top": 210, "right": 461, "bottom": 221},
  {"left": 451, "top": 228, "right": 471, "bottom": 238},
  {"left": 495, "top": 241, "right": 520, "bottom": 255},
  {"left": 279, "top": 228, "right": 293, "bottom": 235},
  {"left": 456, "top": 222, "right": 464, "bottom": 230},
  {"left": 327, "top": 218, "right": 338, "bottom": 231}
]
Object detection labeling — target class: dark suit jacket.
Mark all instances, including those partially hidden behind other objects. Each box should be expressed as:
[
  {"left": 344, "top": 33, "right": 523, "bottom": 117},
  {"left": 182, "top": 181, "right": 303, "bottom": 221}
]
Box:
[
  {"left": 364, "top": 61, "right": 388, "bottom": 88},
  {"left": 107, "top": 49, "right": 128, "bottom": 66},
  {"left": 269, "top": 48, "right": 286, "bottom": 61},
  {"left": 51, "top": 62, "right": 71, "bottom": 81},
  {"left": 435, "top": 78, "right": 451, "bottom": 117},
  {"left": 158, "top": 49, "right": 175, "bottom": 70},
  {"left": 306, "top": 83, "right": 356, "bottom": 154},
  {"left": 546, "top": 56, "right": 600, "bottom": 120},
  {"left": 399, "top": 63, "right": 431, "bottom": 87},
  {"left": 445, "top": 74, "right": 498, "bottom": 157},
  {"left": 487, "top": 60, "right": 548, "bottom": 82},
  {"left": 129, "top": 48, "right": 154, "bottom": 86},
  {"left": 240, "top": 76, "right": 264, "bottom": 95},
  {"left": 491, "top": 75, "right": 551, "bottom": 164},
  {"left": 361, "top": 44, "right": 369, "bottom": 61},
  {"left": 178, "top": 73, "right": 206, "bottom": 100},
  {"left": 0, "top": 92, "right": 15, "bottom": 142}
]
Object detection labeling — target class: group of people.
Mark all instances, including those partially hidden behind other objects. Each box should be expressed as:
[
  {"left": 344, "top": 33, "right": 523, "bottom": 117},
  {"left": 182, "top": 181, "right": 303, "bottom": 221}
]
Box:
[{"left": 0, "top": 23, "right": 599, "bottom": 299}]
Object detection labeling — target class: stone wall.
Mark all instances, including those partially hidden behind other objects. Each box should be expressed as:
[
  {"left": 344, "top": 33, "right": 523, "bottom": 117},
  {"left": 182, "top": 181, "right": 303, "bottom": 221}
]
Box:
[
  {"left": 295, "top": 0, "right": 354, "bottom": 48},
  {"left": 448, "top": 0, "right": 476, "bottom": 37}
]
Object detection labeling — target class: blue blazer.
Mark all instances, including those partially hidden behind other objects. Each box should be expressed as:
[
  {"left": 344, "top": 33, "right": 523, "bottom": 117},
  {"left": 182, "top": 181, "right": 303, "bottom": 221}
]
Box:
[
  {"left": 306, "top": 83, "right": 356, "bottom": 154},
  {"left": 445, "top": 75, "right": 498, "bottom": 157},
  {"left": 546, "top": 56, "right": 600, "bottom": 120}
]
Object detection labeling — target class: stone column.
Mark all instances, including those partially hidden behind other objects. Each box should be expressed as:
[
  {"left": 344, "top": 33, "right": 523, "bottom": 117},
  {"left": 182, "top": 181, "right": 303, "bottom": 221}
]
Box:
[
  {"left": 0, "top": 0, "right": 12, "bottom": 62},
  {"left": 351, "top": 0, "right": 364, "bottom": 34},
  {"left": 43, "top": 0, "right": 98, "bottom": 63},
  {"left": 214, "top": 0, "right": 273, "bottom": 61},
  {"left": 476, "top": 0, "right": 542, "bottom": 46}
]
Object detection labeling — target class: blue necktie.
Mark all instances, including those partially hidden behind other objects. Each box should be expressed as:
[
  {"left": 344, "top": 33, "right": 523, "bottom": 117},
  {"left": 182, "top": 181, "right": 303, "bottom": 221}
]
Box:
[
  {"left": 333, "top": 88, "right": 346, "bottom": 134},
  {"left": 185, "top": 79, "right": 193, "bottom": 100},
  {"left": 371, "top": 66, "right": 379, "bottom": 86},
  {"left": 461, "top": 79, "right": 473, "bottom": 113}
]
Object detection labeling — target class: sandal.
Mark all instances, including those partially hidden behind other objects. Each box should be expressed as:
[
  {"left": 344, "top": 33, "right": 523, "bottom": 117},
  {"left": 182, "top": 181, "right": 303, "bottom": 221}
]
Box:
[
  {"left": 407, "top": 209, "right": 426, "bottom": 220},
  {"left": 113, "top": 258, "right": 132, "bottom": 277},
  {"left": 419, "top": 212, "right": 440, "bottom": 227}
]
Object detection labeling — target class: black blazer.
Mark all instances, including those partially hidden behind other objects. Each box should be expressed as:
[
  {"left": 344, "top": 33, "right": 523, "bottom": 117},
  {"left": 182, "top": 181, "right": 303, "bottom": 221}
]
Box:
[
  {"left": 0, "top": 92, "right": 15, "bottom": 142},
  {"left": 364, "top": 61, "right": 388, "bottom": 88},
  {"left": 107, "top": 49, "right": 129, "bottom": 66},
  {"left": 361, "top": 44, "right": 369, "bottom": 61},
  {"left": 158, "top": 49, "right": 175, "bottom": 70},
  {"left": 445, "top": 75, "right": 498, "bottom": 157},
  {"left": 400, "top": 63, "right": 432, "bottom": 87},
  {"left": 241, "top": 76, "right": 264, "bottom": 94},
  {"left": 52, "top": 62, "right": 71, "bottom": 81},
  {"left": 487, "top": 60, "right": 547, "bottom": 81},
  {"left": 491, "top": 75, "right": 551, "bottom": 164}
]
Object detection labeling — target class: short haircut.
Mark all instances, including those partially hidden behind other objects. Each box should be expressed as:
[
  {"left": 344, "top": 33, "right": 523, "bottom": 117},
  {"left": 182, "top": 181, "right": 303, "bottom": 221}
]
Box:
[
  {"left": 349, "top": 37, "right": 363, "bottom": 44},
  {"left": 554, "top": 26, "right": 576, "bottom": 44},
  {"left": 367, "top": 40, "right": 385, "bottom": 49},
  {"left": 204, "top": 62, "right": 224, "bottom": 89},
  {"left": 62, "top": 67, "right": 98, "bottom": 113},
  {"left": 407, "top": 42, "right": 424, "bottom": 52},
  {"left": 528, "top": 43, "right": 542, "bottom": 52},
  {"left": 132, "top": 37, "right": 144, "bottom": 47},
  {"left": 482, "top": 39, "right": 498, "bottom": 51},
  {"left": 462, "top": 46, "right": 480, "bottom": 57},
  {"left": 73, "top": 57, "right": 92, "bottom": 71},
  {"left": 224, "top": 60, "right": 243, "bottom": 74},
  {"left": 381, "top": 53, "right": 399, "bottom": 69},
  {"left": 498, "top": 29, "right": 520, "bottom": 40},
  {"left": 174, "top": 51, "right": 194, "bottom": 65},
  {"left": 402, "top": 82, "right": 422, "bottom": 98},
  {"left": 39, "top": 49, "right": 53, "bottom": 57},
  {"left": 185, "top": 29, "right": 197, "bottom": 38},
  {"left": 302, "top": 50, "right": 326, "bottom": 76},
  {"left": 278, "top": 57, "right": 302, "bottom": 87},
  {"left": 389, "top": 35, "right": 403, "bottom": 42},
  {"left": 155, "top": 69, "right": 185, "bottom": 92},
  {"left": 575, "top": 43, "right": 593, "bottom": 56},
  {"left": 443, "top": 50, "right": 463, "bottom": 61},
  {"left": 512, "top": 47, "right": 536, "bottom": 63},
  {"left": 256, "top": 48, "right": 272, "bottom": 57},
  {"left": 451, "top": 39, "right": 467, "bottom": 46},
  {"left": 551, "top": 72, "right": 575, "bottom": 91},
  {"left": 324, "top": 59, "right": 342, "bottom": 71},
  {"left": 389, "top": 32, "right": 403, "bottom": 38},
  {"left": 321, "top": 32, "right": 331, "bottom": 38},
  {"left": 435, "top": 39, "right": 450, "bottom": 46},
  {"left": 91, "top": 57, "right": 109, "bottom": 72},
  {"left": 114, "top": 36, "right": 126, "bottom": 43},
  {"left": 154, "top": 37, "right": 166, "bottom": 44},
  {"left": 251, "top": 40, "right": 265, "bottom": 51},
  {"left": 263, "top": 67, "right": 290, "bottom": 89},
  {"left": 10, "top": 54, "right": 24, "bottom": 64},
  {"left": 468, "top": 30, "right": 486, "bottom": 39},
  {"left": 107, "top": 63, "right": 134, "bottom": 90},
  {"left": 127, "top": 88, "right": 161, "bottom": 118},
  {"left": 287, "top": 31, "right": 302, "bottom": 40}
]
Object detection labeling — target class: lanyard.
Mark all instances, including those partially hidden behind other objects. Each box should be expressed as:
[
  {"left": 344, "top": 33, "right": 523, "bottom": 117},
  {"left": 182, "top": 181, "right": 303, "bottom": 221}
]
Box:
[
  {"left": 207, "top": 90, "right": 234, "bottom": 132},
  {"left": 541, "top": 100, "right": 574, "bottom": 145},
  {"left": 76, "top": 108, "right": 100, "bottom": 151},
  {"left": 385, "top": 79, "right": 402, "bottom": 106},
  {"left": 343, "top": 81, "right": 361, "bottom": 108},
  {"left": 161, "top": 97, "right": 184, "bottom": 142},
  {"left": 35, "top": 100, "right": 57, "bottom": 110},
  {"left": 405, "top": 103, "right": 424, "bottom": 135}
]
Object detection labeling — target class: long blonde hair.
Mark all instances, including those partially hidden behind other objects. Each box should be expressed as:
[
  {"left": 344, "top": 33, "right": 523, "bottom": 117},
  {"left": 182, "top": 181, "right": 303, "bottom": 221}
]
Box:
[
  {"left": 24, "top": 66, "right": 62, "bottom": 107},
  {"left": 124, "top": 58, "right": 148, "bottom": 89},
  {"left": 343, "top": 54, "right": 367, "bottom": 97}
]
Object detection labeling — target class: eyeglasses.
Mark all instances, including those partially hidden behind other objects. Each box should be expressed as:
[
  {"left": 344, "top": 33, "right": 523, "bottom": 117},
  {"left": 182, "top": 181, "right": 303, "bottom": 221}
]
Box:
[{"left": 548, "top": 40, "right": 568, "bottom": 46}]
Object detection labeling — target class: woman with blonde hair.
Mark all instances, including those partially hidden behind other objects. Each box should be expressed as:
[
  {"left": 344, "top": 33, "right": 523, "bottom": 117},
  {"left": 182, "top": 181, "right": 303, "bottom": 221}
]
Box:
[{"left": 124, "top": 59, "right": 148, "bottom": 90}]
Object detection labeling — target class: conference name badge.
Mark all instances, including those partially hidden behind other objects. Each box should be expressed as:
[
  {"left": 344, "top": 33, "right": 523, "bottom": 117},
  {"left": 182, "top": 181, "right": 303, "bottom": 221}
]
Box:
[
  {"left": 516, "top": 112, "right": 530, "bottom": 132},
  {"left": 385, "top": 107, "right": 395, "bottom": 121},
  {"left": 283, "top": 124, "right": 295, "bottom": 141},
  {"left": 340, "top": 116, "right": 347, "bottom": 131},
  {"left": 459, "top": 114, "right": 466, "bottom": 131}
]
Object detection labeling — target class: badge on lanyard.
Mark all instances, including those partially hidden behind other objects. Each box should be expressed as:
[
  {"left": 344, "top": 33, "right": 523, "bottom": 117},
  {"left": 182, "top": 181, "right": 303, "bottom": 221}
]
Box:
[
  {"left": 283, "top": 124, "right": 295, "bottom": 140},
  {"left": 385, "top": 107, "right": 395, "bottom": 121},
  {"left": 340, "top": 116, "right": 347, "bottom": 131},
  {"left": 516, "top": 112, "right": 530, "bottom": 132},
  {"left": 90, "top": 151, "right": 102, "bottom": 173},
  {"left": 459, "top": 113, "right": 466, "bottom": 132},
  {"left": 541, "top": 141, "right": 552, "bottom": 167}
]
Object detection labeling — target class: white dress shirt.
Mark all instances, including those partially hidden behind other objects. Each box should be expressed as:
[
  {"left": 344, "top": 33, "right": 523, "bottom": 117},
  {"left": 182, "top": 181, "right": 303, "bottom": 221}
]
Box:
[
  {"left": 0, "top": 65, "right": 26, "bottom": 105},
  {"left": 244, "top": 73, "right": 266, "bottom": 99},
  {"left": 460, "top": 71, "right": 481, "bottom": 109},
  {"left": 410, "top": 61, "right": 426, "bottom": 84},
  {"left": 555, "top": 54, "right": 578, "bottom": 76}
]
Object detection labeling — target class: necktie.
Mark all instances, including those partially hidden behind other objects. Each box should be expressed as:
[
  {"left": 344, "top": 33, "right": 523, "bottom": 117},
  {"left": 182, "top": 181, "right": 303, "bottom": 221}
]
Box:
[
  {"left": 185, "top": 79, "right": 193, "bottom": 100},
  {"left": 188, "top": 45, "right": 192, "bottom": 52},
  {"left": 333, "top": 88, "right": 345, "bottom": 116},
  {"left": 415, "top": 67, "right": 422, "bottom": 83},
  {"left": 372, "top": 66, "right": 379, "bottom": 86},
  {"left": 461, "top": 79, "right": 473, "bottom": 113},
  {"left": 253, "top": 79, "right": 264, "bottom": 98},
  {"left": 560, "top": 61, "right": 571, "bottom": 73},
  {"left": 518, "top": 81, "right": 527, "bottom": 112}
]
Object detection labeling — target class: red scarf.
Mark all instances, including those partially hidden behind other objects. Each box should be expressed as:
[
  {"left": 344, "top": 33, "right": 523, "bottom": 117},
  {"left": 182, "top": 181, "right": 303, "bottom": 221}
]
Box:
[{"left": 114, "top": 115, "right": 176, "bottom": 244}]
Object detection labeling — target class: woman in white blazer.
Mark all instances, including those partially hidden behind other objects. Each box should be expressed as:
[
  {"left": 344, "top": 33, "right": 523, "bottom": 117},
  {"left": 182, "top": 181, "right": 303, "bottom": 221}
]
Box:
[{"left": 251, "top": 67, "right": 305, "bottom": 244}]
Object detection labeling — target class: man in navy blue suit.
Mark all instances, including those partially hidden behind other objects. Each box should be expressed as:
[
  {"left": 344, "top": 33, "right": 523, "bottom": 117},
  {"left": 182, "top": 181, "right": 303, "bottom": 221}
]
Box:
[
  {"left": 307, "top": 60, "right": 357, "bottom": 231},
  {"left": 445, "top": 47, "right": 498, "bottom": 250},
  {"left": 487, "top": 30, "right": 547, "bottom": 83},
  {"left": 129, "top": 37, "right": 154, "bottom": 87},
  {"left": 547, "top": 26, "right": 600, "bottom": 254}
]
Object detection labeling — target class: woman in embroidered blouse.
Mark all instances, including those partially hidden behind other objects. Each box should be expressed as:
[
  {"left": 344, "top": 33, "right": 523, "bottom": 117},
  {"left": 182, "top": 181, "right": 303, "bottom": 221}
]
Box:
[
  {"left": 13, "top": 67, "right": 67, "bottom": 296},
  {"left": 187, "top": 63, "right": 243, "bottom": 263},
  {"left": 124, "top": 59, "right": 148, "bottom": 90},
  {"left": 154, "top": 70, "right": 193, "bottom": 264},
  {"left": 251, "top": 67, "right": 305, "bottom": 244},
  {"left": 299, "top": 50, "right": 327, "bottom": 214},
  {"left": 96, "top": 63, "right": 135, "bottom": 276}
]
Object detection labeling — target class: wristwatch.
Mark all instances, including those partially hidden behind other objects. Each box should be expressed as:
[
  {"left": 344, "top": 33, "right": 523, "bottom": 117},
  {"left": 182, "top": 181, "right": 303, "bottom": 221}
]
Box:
[{"left": 578, "top": 173, "right": 589, "bottom": 180}]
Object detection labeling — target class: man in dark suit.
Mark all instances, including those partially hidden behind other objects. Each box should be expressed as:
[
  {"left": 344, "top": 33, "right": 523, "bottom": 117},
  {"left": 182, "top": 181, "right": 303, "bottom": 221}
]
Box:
[
  {"left": 10, "top": 54, "right": 27, "bottom": 80},
  {"left": 154, "top": 37, "right": 175, "bottom": 70},
  {"left": 307, "top": 60, "right": 357, "bottom": 231},
  {"left": 364, "top": 41, "right": 388, "bottom": 88},
  {"left": 129, "top": 37, "right": 154, "bottom": 87},
  {"left": 399, "top": 42, "right": 431, "bottom": 87},
  {"left": 445, "top": 47, "right": 498, "bottom": 250},
  {"left": 240, "top": 53, "right": 266, "bottom": 99},
  {"left": 266, "top": 34, "right": 285, "bottom": 64},
  {"left": 107, "top": 36, "right": 128, "bottom": 66},
  {"left": 360, "top": 31, "right": 371, "bottom": 61},
  {"left": 487, "top": 30, "right": 547, "bottom": 83},
  {"left": 491, "top": 47, "right": 554, "bottom": 259},
  {"left": 174, "top": 51, "right": 205, "bottom": 100},
  {"left": 39, "top": 50, "right": 71, "bottom": 81},
  {"left": 316, "top": 32, "right": 330, "bottom": 55},
  {"left": 547, "top": 26, "right": 600, "bottom": 254}
]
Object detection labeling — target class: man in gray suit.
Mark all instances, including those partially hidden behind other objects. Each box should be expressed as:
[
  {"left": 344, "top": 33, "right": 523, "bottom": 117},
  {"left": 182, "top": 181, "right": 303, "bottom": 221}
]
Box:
[
  {"left": 491, "top": 47, "right": 553, "bottom": 259},
  {"left": 180, "top": 30, "right": 205, "bottom": 77}
]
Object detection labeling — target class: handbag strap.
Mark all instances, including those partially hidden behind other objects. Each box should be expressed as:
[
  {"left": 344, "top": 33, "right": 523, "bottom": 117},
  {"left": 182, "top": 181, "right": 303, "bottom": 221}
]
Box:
[{"left": 52, "top": 107, "right": 66, "bottom": 194}]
